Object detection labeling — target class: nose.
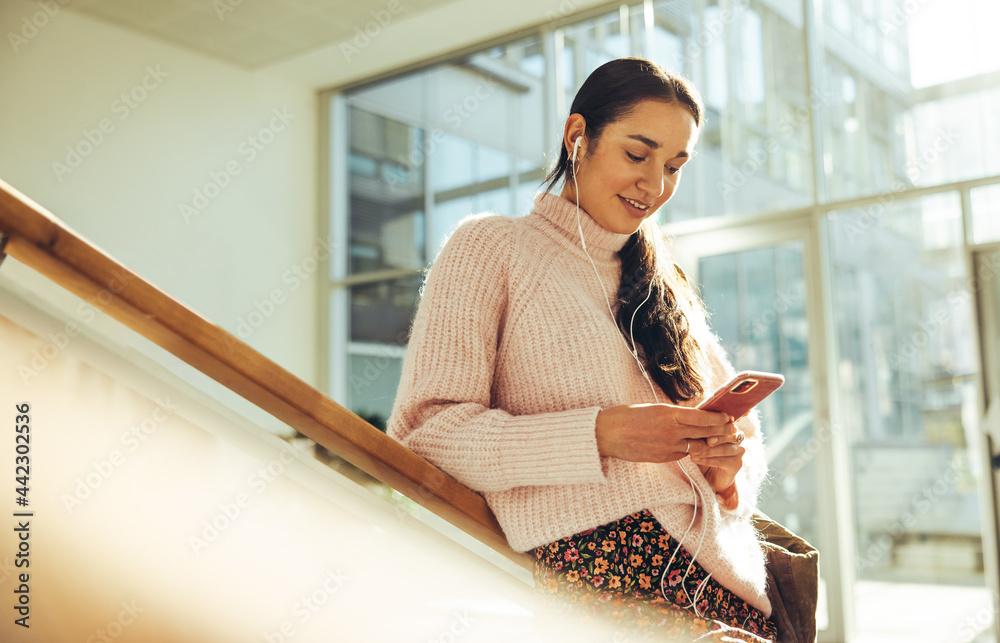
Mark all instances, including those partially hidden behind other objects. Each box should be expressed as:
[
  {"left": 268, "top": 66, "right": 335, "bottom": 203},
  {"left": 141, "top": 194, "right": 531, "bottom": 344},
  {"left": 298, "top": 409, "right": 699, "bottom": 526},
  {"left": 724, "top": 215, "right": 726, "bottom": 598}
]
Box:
[{"left": 637, "top": 164, "right": 666, "bottom": 199}]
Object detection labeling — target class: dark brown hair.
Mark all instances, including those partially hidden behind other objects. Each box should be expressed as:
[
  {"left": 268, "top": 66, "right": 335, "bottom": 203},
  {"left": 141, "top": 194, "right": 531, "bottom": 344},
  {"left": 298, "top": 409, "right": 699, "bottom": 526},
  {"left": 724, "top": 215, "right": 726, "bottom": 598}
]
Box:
[{"left": 543, "top": 57, "right": 710, "bottom": 401}]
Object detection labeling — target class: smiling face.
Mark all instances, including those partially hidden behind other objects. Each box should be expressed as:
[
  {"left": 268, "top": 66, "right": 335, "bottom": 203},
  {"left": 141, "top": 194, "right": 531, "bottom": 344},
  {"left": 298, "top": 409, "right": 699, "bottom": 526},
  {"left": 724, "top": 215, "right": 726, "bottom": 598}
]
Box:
[{"left": 559, "top": 99, "right": 699, "bottom": 234}]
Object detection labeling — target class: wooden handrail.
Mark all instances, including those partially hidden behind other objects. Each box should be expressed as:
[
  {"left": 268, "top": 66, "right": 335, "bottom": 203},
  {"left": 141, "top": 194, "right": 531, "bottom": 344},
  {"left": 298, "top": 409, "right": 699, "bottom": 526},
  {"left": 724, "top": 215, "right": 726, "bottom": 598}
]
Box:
[{"left": 0, "top": 178, "right": 530, "bottom": 569}]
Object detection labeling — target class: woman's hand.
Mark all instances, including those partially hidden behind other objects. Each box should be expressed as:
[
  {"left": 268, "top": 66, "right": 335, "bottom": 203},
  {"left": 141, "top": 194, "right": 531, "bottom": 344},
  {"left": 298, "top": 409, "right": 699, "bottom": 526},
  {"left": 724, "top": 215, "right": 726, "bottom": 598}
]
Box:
[
  {"left": 595, "top": 403, "right": 736, "bottom": 464},
  {"left": 691, "top": 427, "right": 746, "bottom": 508},
  {"left": 595, "top": 404, "right": 746, "bottom": 508}
]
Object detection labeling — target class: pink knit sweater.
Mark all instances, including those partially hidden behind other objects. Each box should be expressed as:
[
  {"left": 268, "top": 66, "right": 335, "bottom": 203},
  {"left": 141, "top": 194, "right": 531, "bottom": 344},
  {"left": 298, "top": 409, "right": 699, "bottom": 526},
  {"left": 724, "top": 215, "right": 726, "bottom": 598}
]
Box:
[{"left": 387, "top": 192, "right": 771, "bottom": 616}]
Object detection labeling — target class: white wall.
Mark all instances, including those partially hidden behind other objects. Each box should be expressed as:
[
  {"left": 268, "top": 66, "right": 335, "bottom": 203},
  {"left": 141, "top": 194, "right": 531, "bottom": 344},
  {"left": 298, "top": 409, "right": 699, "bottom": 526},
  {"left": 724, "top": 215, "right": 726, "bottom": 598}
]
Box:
[{"left": 0, "top": 0, "right": 320, "bottom": 385}]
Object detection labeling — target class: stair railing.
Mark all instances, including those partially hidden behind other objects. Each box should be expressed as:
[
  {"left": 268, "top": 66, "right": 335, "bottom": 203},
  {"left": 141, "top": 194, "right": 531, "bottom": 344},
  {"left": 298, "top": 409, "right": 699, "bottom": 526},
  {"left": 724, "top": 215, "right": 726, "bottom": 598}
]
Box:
[{"left": 0, "top": 177, "right": 530, "bottom": 570}]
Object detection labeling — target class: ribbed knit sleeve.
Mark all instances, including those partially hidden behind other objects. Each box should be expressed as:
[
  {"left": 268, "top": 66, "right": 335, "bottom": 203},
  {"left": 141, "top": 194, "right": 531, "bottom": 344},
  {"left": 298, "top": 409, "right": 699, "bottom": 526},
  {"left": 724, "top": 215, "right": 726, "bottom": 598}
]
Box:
[{"left": 386, "top": 215, "right": 608, "bottom": 493}]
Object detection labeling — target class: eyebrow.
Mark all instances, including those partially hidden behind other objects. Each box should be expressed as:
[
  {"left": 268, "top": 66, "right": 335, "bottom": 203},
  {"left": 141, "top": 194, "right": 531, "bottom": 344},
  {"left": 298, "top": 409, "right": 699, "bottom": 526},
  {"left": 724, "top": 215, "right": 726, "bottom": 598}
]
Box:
[{"left": 626, "top": 134, "right": 690, "bottom": 159}]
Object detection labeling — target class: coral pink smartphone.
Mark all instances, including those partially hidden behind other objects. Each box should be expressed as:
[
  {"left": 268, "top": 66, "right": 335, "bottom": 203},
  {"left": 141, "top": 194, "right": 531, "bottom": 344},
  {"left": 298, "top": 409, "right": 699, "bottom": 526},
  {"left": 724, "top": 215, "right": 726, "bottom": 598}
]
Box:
[{"left": 697, "top": 371, "right": 784, "bottom": 420}]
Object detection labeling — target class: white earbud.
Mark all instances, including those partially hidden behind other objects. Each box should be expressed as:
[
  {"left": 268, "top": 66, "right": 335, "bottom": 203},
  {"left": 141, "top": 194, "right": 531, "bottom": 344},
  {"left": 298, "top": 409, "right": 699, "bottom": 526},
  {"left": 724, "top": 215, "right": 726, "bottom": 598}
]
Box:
[{"left": 571, "top": 137, "right": 581, "bottom": 163}]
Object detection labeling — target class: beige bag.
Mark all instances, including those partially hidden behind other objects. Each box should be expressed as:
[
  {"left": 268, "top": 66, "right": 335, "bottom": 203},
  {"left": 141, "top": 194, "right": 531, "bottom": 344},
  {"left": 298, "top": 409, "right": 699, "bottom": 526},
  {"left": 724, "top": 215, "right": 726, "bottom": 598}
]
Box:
[{"left": 753, "top": 512, "right": 820, "bottom": 643}]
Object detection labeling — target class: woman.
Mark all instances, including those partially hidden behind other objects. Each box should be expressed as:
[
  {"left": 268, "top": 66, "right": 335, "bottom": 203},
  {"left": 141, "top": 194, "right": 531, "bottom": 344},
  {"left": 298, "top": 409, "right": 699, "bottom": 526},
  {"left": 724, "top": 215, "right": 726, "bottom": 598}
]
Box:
[{"left": 387, "top": 58, "right": 776, "bottom": 641}]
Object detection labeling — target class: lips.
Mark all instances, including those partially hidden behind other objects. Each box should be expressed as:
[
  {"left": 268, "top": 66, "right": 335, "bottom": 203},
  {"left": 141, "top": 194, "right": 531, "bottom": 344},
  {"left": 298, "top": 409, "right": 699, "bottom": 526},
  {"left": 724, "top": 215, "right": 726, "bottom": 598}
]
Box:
[{"left": 618, "top": 195, "right": 650, "bottom": 218}]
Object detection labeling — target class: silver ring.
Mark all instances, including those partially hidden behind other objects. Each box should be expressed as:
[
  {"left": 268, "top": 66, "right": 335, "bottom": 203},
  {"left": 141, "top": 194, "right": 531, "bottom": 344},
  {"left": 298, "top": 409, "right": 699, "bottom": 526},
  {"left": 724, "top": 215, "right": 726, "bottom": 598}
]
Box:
[
  {"left": 735, "top": 431, "right": 745, "bottom": 445},
  {"left": 684, "top": 440, "right": 690, "bottom": 455}
]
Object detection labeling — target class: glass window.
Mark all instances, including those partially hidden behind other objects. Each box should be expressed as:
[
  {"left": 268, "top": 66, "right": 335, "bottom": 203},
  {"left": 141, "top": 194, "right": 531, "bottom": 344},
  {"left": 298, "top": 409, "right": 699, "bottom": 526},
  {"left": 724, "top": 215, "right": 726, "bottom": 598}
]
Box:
[
  {"left": 702, "top": 6, "right": 728, "bottom": 112},
  {"left": 657, "top": 1, "right": 813, "bottom": 220},
  {"left": 650, "top": 23, "right": 683, "bottom": 74},
  {"left": 651, "top": 0, "right": 694, "bottom": 75},
  {"left": 821, "top": 56, "right": 909, "bottom": 202},
  {"left": 341, "top": 36, "right": 547, "bottom": 429},
  {"left": 348, "top": 349, "right": 404, "bottom": 433},
  {"left": 431, "top": 136, "right": 510, "bottom": 199},
  {"left": 348, "top": 108, "right": 425, "bottom": 274},
  {"left": 738, "top": 9, "right": 766, "bottom": 123},
  {"left": 349, "top": 275, "right": 422, "bottom": 345},
  {"left": 698, "top": 243, "right": 814, "bottom": 542},
  {"left": 523, "top": 2, "right": 817, "bottom": 223},
  {"left": 347, "top": 34, "right": 545, "bottom": 255},
  {"left": 829, "top": 0, "right": 852, "bottom": 36},
  {"left": 908, "top": 0, "right": 1000, "bottom": 89},
  {"left": 828, "top": 193, "right": 987, "bottom": 631},
  {"left": 431, "top": 187, "right": 511, "bottom": 251},
  {"left": 430, "top": 134, "right": 476, "bottom": 193},
  {"left": 561, "top": 8, "right": 641, "bottom": 102},
  {"left": 822, "top": 0, "right": 1000, "bottom": 202},
  {"left": 909, "top": 88, "right": 1000, "bottom": 188},
  {"left": 971, "top": 184, "right": 1000, "bottom": 244}
]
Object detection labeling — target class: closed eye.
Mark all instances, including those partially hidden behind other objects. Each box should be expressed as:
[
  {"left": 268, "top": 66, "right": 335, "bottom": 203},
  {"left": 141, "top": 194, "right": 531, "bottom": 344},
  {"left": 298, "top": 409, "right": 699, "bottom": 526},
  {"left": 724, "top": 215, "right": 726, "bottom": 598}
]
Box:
[{"left": 629, "top": 150, "right": 684, "bottom": 176}]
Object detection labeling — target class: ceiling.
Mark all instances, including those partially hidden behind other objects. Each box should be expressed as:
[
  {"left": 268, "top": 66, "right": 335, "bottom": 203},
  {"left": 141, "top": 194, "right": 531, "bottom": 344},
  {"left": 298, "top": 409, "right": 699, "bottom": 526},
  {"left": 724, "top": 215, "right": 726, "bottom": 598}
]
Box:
[{"left": 63, "top": 0, "right": 460, "bottom": 69}]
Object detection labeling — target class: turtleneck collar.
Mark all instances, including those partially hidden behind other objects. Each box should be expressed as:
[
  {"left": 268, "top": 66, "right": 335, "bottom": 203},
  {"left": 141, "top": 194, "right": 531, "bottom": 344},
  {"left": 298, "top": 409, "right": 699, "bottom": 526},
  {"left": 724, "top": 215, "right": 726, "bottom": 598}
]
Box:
[{"left": 529, "top": 192, "right": 633, "bottom": 263}]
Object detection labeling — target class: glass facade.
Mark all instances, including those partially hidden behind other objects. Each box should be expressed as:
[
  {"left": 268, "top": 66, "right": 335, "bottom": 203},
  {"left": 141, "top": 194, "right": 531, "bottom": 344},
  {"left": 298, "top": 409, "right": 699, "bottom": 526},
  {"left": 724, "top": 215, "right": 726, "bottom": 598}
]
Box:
[
  {"left": 329, "top": 1, "right": 1000, "bottom": 640},
  {"left": 829, "top": 194, "right": 982, "bottom": 578},
  {"left": 821, "top": 0, "right": 1000, "bottom": 202},
  {"left": 699, "top": 244, "right": 815, "bottom": 544},
  {"left": 341, "top": 36, "right": 549, "bottom": 426},
  {"left": 972, "top": 183, "right": 1000, "bottom": 245},
  {"left": 348, "top": 110, "right": 426, "bottom": 277}
]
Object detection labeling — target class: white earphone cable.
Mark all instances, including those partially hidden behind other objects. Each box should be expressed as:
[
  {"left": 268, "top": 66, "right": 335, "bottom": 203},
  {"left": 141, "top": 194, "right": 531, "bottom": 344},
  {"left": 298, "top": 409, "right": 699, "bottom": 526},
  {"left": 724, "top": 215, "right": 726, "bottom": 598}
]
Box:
[
  {"left": 570, "top": 139, "right": 713, "bottom": 616},
  {"left": 572, "top": 138, "right": 658, "bottom": 403}
]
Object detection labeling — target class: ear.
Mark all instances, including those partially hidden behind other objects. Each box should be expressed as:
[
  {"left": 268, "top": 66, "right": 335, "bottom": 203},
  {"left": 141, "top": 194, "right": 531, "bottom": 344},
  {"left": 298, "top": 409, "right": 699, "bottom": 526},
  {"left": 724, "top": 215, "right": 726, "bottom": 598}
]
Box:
[{"left": 562, "top": 113, "right": 587, "bottom": 160}]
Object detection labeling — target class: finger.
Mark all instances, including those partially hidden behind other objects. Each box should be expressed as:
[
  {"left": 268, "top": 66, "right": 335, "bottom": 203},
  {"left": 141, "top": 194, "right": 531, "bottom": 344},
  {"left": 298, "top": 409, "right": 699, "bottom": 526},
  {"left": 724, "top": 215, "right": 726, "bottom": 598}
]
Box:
[
  {"left": 672, "top": 407, "right": 730, "bottom": 428},
  {"left": 696, "top": 422, "right": 738, "bottom": 445},
  {"left": 686, "top": 438, "right": 725, "bottom": 458},
  {"left": 690, "top": 429, "right": 739, "bottom": 448},
  {"left": 682, "top": 437, "right": 708, "bottom": 455},
  {"left": 696, "top": 441, "right": 745, "bottom": 457},
  {"left": 707, "top": 427, "right": 743, "bottom": 448},
  {"left": 690, "top": 444, "right": 745, "bottom": 462}
]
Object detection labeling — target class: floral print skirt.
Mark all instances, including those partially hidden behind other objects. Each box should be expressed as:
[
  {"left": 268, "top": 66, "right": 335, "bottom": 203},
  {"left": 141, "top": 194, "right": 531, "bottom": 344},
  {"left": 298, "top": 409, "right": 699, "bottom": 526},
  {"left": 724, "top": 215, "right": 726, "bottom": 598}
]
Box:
[{"left": 530, "top": 509, "right": 777, "bottom": 642}]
